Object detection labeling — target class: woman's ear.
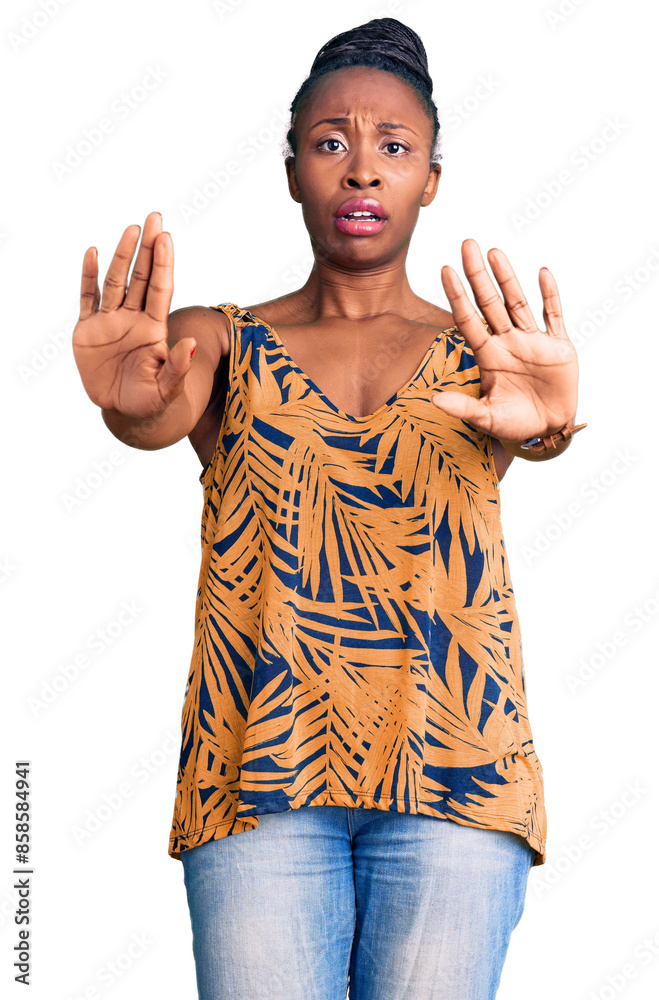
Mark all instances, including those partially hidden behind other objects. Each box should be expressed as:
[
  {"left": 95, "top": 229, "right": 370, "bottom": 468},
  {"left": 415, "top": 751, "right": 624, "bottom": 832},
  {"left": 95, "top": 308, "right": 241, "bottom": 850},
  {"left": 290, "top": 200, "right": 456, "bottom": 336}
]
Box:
[
  {"left": 421, "top": 163, "right": 442, "bottom": 207},
  {"left": 285, "top": 156, "right": 301, "bottom": 203}
]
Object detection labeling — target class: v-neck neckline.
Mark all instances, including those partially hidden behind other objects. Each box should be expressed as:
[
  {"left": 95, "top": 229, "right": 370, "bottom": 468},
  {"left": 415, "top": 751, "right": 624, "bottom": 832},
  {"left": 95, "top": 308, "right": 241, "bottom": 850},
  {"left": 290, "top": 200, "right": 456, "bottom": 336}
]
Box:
[{"left": 241, "top": 307, "right": 459, "bottom": 423}]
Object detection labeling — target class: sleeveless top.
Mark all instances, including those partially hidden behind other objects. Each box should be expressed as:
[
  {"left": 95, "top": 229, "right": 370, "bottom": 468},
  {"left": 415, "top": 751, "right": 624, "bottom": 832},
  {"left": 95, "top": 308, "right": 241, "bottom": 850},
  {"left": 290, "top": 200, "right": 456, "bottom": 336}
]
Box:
[{"left": 168, "top": 302, "right": 547, "bottom": 867}]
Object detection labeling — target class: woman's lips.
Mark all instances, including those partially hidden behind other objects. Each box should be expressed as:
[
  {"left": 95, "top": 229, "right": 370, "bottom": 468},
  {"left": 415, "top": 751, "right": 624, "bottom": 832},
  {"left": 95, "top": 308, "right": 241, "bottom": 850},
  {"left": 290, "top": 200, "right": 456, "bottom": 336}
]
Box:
[
  {"left": 334, "top": 197, "right": 387, "bottom": 236},
  {"left": 334, "top": 215, "right": 386, "bottom": 235}
]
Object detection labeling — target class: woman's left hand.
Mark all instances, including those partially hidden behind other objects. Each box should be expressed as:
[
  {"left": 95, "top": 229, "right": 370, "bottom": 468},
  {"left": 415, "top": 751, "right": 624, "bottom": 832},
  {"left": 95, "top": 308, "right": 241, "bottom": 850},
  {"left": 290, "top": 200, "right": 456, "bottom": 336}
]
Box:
[{"left": 432, "top": 239, "right": 579, "bottom": 442}]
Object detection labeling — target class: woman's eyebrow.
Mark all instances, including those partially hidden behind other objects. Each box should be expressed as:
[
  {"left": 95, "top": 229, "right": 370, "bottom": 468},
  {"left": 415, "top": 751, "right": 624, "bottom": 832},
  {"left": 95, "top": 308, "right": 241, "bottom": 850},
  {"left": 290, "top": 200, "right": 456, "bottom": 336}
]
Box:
[{"left": 309, "top": 117, "right": 418, "bottom": 135}]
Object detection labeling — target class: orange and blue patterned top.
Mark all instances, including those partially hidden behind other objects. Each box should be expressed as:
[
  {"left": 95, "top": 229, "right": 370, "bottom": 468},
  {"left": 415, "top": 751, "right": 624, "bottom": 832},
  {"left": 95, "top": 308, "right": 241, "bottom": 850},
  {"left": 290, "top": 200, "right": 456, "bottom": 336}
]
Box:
[{"left": 168, "top": 302, "right": 547, "bottom": 866}]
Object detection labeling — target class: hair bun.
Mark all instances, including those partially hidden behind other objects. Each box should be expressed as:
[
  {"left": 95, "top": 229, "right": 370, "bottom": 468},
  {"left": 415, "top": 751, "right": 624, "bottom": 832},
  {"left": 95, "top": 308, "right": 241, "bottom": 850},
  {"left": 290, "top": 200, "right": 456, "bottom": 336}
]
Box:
[{"left": 311, "top": 17, "right": 433, "bottom": 95}]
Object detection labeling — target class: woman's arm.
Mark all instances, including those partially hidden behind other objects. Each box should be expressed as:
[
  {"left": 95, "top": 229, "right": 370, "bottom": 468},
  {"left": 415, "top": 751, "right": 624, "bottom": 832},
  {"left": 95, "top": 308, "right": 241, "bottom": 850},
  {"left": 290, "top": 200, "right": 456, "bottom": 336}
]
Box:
[{"left": 491, "top": 438, "right": 515, "bottom": 481}]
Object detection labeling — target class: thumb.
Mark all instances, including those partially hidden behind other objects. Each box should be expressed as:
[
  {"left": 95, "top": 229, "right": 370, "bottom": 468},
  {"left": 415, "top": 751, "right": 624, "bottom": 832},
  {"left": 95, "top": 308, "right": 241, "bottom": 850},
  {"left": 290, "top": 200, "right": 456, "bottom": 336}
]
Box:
[
  {"left": 156, "top": 336, "right": 196, "bottom": 404},
  {"left": 431, "top": 390, "right": 492, "bottom": 433}
]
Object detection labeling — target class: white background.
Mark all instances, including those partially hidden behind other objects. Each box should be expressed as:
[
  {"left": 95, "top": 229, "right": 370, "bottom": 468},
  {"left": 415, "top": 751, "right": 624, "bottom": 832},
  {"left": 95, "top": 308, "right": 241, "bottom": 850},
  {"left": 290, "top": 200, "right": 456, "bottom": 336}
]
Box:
[{"left": 2, "top": 0, "right": 658, "bottom": 997}]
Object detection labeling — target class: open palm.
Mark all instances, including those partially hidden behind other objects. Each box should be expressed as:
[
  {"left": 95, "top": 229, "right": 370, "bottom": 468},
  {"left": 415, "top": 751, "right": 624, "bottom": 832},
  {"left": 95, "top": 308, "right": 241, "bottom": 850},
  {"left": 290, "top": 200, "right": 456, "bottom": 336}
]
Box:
[
  {"left": 72, "top": 212, "right": 194, "bottom": 420},
  {"left": 431, "top": 239, "right": 579, "bottom": 442}
]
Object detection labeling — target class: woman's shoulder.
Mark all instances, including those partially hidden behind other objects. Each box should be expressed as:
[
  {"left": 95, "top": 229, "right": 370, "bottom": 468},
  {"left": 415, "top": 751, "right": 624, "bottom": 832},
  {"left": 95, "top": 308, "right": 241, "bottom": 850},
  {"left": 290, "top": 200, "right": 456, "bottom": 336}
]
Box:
[
  {"left": 240, "top": 291, "right": 313, "bottom": 329},
  {"left": 409, "top": 298, "right": 456, "bottom": 332},
  {"left": 409, "top": 298, "right": 489, "bottom": 335}
]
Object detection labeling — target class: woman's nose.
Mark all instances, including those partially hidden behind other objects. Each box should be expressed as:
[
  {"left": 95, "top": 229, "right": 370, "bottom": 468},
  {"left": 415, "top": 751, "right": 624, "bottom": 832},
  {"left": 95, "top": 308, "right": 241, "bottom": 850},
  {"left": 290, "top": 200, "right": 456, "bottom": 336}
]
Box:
[
  {"left": 343, "top": 146, "right": 382, "bottom": 189},
  {"left": 346, "top": 174, "right": 381, "bottom": 188}
]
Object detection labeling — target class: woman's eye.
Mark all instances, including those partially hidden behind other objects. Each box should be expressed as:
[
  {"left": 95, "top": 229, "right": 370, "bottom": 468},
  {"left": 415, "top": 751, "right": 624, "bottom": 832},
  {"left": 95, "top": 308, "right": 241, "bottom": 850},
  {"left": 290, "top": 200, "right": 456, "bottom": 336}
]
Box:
[
  {"left": 319, "top": 139, "right": 344, "bottom": 152},
  {"left": 317, "top": 139, "right": 408, "bottom": 155}
]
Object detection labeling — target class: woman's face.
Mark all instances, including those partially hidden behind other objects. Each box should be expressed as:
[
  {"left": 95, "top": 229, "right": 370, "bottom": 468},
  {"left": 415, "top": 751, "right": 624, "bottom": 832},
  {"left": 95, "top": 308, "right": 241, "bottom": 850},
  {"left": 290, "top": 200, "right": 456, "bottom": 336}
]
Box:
[{"left": 286, "top": 65, "right": 441, "bottom": 269}]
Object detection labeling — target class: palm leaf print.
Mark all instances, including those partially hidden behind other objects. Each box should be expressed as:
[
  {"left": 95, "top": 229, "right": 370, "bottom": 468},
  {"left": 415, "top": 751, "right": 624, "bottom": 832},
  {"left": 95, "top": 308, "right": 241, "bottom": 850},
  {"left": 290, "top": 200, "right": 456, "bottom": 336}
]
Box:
[{"left": 168, "top": 303, "right": 547, "bottom": 867}]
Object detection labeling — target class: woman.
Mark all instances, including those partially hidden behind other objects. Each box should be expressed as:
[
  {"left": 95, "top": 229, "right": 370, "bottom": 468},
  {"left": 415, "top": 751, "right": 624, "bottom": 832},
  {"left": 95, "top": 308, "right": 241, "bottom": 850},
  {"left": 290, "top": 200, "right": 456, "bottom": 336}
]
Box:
[{"left": 73, "top": 17, "right": 586, "bottom": 1000}]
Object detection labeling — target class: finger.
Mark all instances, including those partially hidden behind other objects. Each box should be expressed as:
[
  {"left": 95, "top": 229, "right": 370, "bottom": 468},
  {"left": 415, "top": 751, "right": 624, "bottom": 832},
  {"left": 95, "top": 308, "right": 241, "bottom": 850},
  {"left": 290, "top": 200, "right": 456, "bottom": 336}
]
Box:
[
  {"left": 144, "top": 232, "right": 174, "bottom": 324},
  {"left": 156, "top": 335, "right": 196, "bottom": 405},
  {"left": 487, "top": 247, "right": 538, "bottom": 333},
  {"left": 441, "top": 264, "right": 493, "bottom": 357},
  {"left": 485, "top": 246, "right": 537, "bottom": 333},
  {"left": 100, "top": 224, "right": 141, "bottom": 313},
  {"left": 456, "top": 239, "right": 517, "bottom": 336},
  {"left": 79, "top": 247, "right": 100, "bottom": 321},
  {"left": 431, "top": 389, "right": 493, "bottom": 434},
  {"left": 539, "top": 267, "right": 568, "bottom": 338},
  {"left": 124, "top": 211, "right": 162, "bottom": 312}
]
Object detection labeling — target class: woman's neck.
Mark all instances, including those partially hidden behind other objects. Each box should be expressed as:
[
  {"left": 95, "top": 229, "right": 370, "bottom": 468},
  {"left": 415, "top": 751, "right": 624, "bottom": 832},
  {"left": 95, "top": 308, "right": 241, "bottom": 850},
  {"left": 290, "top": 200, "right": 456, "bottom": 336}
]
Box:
[{"left": 294, "top": 254, "right": 424, "bottom": 322}]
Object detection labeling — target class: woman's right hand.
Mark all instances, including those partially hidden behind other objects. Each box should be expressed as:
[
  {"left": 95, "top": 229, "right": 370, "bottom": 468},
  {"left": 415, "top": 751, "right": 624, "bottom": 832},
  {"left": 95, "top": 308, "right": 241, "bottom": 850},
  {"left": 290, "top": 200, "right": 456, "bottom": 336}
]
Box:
[{"left": 72, "top": 212, "right": 196, "bottom": 419}]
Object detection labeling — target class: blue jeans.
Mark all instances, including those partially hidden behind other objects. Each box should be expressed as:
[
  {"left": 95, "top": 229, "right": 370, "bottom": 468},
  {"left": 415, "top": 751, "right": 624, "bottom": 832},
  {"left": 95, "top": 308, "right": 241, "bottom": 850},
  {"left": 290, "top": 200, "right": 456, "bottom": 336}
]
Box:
[{"left": 180, "top": 805, "right": 534, "bottom": 1000}]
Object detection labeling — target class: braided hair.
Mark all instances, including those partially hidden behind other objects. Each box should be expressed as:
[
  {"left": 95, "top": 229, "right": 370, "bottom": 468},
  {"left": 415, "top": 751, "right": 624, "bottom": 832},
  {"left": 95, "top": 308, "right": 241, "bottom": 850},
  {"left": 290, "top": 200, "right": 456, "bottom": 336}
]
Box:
[{"left": 283, "top": 17, "right": 442, "bottom": 168}]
